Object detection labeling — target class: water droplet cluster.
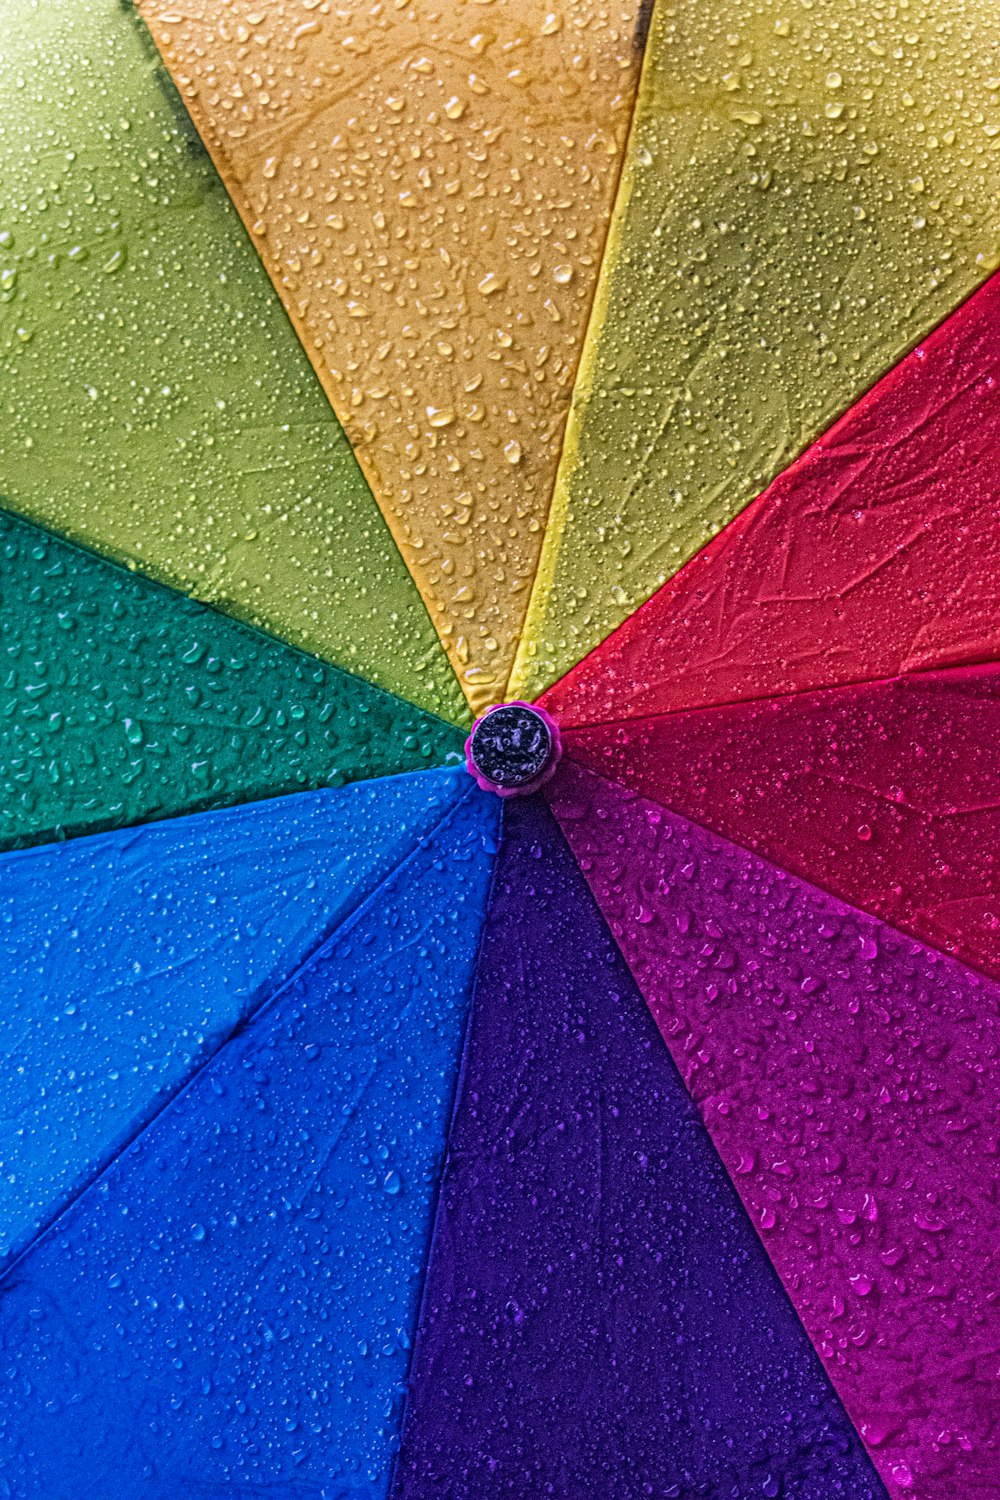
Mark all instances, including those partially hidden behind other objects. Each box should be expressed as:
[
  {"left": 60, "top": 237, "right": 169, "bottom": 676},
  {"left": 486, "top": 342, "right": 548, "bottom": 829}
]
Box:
[
  {"left": 0, "top": 767, "right": 468, "bottom": 1265},
  {"left": 0, "top": 785, "right": 499, "bottom": 1494},
  {"left": 539, "top": 268, "right": 1000, "bottom": 732},
  {"left": 552, "top": 763, "right": 1000, "bottom": 1497},
  {"left": 395, "top": 797, "right": 885, "bottom": 1499},
  {"left": 138, "top": 0, "right": 646, "bottom": 712},
  {"left": 512, "top": 0, "right": 1000, "bottom": 700},
  {"left": 565, "top": 665, "right": 1000, "bottom": 981},
  {"left": 0, "top": 512, "right": 463, "bottom": 852},
  {"left": 0, "top": 0, "right": 463, "bottom": 720}
]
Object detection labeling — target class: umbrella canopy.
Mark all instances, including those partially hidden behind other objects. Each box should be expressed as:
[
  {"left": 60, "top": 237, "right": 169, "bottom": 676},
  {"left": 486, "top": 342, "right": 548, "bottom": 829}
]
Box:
[{"left": 2, "top": 1, "right": 1000, "bottom": 1497}]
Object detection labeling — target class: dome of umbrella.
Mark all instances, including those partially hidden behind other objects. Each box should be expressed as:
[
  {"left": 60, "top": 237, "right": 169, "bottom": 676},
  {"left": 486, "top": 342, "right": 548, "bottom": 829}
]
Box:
[{"left": 2, "top": 2, "right": 1000, "bottom": 1497}]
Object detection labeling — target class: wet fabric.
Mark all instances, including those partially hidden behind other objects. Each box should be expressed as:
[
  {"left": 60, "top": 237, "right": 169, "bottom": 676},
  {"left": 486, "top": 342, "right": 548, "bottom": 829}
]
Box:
[
  {"left": 0, "top": 768, "right": 470, "bottom": 1267},
  {"left": 0, "top": 511, "right": 463, "bottom": 853},
  {"left": 0, "top": 782, "right": 499, "bottom": 1498},
  {"left": 564, "top": 663, "right": 1000, "bottom": 981},
  {"left": 541, "top": 269, "right": 1000, "bottom": 727},
  {"left": 549, "top": 762, "right": 1000, "bottom": 1499},
  {"left": 511, "top": 2, "right": 1000, "bottom": 701},
  {"left": 393, "top": 796, "right": 886, "bottom": 1500},
  {"left": 0, "top": 0, "right": 463, "bottom": 719},
  {"left": 137, "top": 0, "right": 647, "bottom": 714}
]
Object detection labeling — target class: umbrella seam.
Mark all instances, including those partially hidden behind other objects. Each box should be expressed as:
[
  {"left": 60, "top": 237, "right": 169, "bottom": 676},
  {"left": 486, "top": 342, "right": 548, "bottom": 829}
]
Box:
[
  {"left": 552, "top": 653, "right": 1000, "bottom": 736},
  {"left": 0, "top": 501, "right": 470, "bottom": 752},
  {"left": 123, "top": 5, "right": 471, "bottom": 724},
  {"left": 499, "top": 8, "right": 656, "bottom": 708},
  {"left": 387, "top": 793, "right": 507, "bottom": 1496},
  {"left": 0, "top": 772, "right": 480, "bottom": 1290},
  {"left": 559, "top": 759, "right": 996, "bottom": 985}
]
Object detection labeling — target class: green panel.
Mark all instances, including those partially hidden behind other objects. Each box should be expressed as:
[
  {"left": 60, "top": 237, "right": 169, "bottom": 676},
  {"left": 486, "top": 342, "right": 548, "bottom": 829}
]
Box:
[
  {"left": 0, "top": 0, "right": 466, "bottom": 724},
  {"left": 509, "top": 0, "right": 1000, "bottom": 701},
  {"left": 0, "top": 509, "right": 464, "bottom": 852}
]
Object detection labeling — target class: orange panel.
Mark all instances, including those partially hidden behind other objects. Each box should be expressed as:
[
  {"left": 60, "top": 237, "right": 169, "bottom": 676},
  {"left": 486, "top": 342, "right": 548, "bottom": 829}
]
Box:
[{"left": 138, "top": 0, "right": 646, "bottom": 714}]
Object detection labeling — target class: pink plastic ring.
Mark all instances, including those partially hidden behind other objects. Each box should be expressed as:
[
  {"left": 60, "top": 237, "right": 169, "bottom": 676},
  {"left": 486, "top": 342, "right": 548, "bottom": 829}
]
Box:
[{"left": 464, "top": 701, "right": 562, "bottom": 797}]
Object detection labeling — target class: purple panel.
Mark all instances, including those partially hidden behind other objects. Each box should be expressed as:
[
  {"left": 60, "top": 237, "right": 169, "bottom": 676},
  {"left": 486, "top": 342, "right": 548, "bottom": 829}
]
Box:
[
  {"left": 392, "top": 797, "right": 886, "bottom": 1500},
  {"left": 548, "top": 762, "right": 1000, "bottom": 1500}
]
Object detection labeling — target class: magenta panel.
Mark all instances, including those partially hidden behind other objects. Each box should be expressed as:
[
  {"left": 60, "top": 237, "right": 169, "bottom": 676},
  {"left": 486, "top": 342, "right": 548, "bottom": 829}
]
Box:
[
  {"left": 563, "top": 664, "right": 1000, "bottom": 981},
  {"left": 547, "top": 762, "right": 1000, "bottom": 1500}
]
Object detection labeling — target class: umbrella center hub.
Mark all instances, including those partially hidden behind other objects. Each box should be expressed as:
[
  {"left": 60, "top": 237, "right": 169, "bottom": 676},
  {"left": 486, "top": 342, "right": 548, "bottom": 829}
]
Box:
[{"left": 465, "top": 703, "right": 562, "bottom": 797}]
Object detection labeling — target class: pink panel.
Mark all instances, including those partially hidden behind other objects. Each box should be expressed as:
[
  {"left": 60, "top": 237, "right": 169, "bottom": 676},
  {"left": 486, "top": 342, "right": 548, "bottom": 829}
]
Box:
[
  {"left": 540, "top": 271, "right": 1000, "bottom": 729},
  {"left": 563, "top": 664, "right": 1000, "bottom": 982},
  {"left": 548, "top": 761, "right": 1000, "bottom": 1500}
]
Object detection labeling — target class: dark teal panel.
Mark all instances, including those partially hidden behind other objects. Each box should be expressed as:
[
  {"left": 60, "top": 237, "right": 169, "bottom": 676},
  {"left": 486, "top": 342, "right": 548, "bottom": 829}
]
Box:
[
  {"left": 0, "top": 780, "right": 499, "bottom": 1498},
  {"left": 0, "top": 766, "right": 471, "bottom": 1268},
  {"left": 0, "top": 509, "right": 464, "bottom": 852}
]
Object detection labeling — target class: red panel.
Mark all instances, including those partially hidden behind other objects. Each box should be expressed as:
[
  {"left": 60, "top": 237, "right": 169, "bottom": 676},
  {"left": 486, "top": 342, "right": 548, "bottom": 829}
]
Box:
[
  {"left": 547, "top": 761, "right": 1000, "bottom": 1500},
  {"left": 563, "top": 663, "right": 1000, "bottom": 981},
  {"left": 541, "top": 272, "right": 1000, "bottom": 728}
]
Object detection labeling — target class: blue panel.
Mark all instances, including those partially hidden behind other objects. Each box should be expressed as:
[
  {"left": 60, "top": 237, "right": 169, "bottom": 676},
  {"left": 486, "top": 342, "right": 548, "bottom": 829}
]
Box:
[
  {"left": 0, "top": 781, "right": 498, "bottom": 1499},
  {"left": 0, "top": 766, "right": 471, "bottom": 1267}
]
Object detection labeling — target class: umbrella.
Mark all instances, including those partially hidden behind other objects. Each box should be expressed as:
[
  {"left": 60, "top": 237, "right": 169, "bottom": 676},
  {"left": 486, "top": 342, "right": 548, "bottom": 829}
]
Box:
[{"left": 1, "top": 1, "right": 999, "bottom": 1496}]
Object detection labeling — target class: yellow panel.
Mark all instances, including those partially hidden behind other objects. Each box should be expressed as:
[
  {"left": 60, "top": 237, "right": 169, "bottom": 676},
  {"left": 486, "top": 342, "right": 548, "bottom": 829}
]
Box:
[
  {"left": 509, "top": 0, "right": 1000, "bottom": 701},
  {"left": 138, "top": 0, "right": 646, "bottom": 715}
]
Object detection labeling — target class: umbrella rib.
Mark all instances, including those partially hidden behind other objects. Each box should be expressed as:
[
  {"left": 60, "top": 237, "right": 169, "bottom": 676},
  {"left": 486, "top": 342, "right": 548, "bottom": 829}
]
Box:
[
  {"left": 388, "top": 793, "right": 508, "bottom": 1494},
  {"left": 0, "top": 778, "right": 481, "bottom": 1291},
  {"left": 499, "top": 12, "right": 656, "bottom": 708},
  {"left": 553, "top": 652, "right": 1000, "bottom": 737}
]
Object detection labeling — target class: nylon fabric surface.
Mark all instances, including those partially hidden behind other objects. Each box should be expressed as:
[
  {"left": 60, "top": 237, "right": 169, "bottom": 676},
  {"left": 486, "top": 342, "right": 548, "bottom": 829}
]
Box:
[
  {"left": 0, "top": 781, "right": 499, "bottom": 1498},
  {"left": 0, "top": 767, "right": 470, "bottom": 1268},
  {"left": 511, "top": 0, "right": 1000, "bottom": 701},
  {"left": 0, "top": 0, "right": 464, "bottom": 719},
  {"left": 0, "top": 510, "right": 463, "bottom": 853},
  {"left": 394, "top": 796, "right": 887, "bottom": 1500},
  {"left": 549, "top": 762, "right": 1000, "bottom": 1500}
]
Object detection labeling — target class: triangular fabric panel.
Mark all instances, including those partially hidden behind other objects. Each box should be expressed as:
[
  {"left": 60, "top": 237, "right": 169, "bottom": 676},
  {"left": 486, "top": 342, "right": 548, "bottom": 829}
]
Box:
[
  {"left": 392, "top": 797, "right": 886, "bottom": 1499},
  {"left": 510, "top": 6, "right": 1000, "bottom": 703},
  {"left": 0, "top": 766, "right": 470, "bottom": 1269},
  {"left": 0, "top": 782, "right": 499, "bottom": 1498},
  {"left": 541, "top": 267, "right": 1000, "bottom": 727},
  {"left": 0, "top": 0, "right": 464, "bottom": 721},
  {"left": 0, "top": 512, "right": 463, "bottom": 852},
  {"left": 548, "top": 762, "right": 1000, "bottom": 1499},
  {"left": 136, "top": 0, "right": 648, "bottom": 715},
  {"left": 563, "top": 664, "right": 1000, "bottom": 981}
]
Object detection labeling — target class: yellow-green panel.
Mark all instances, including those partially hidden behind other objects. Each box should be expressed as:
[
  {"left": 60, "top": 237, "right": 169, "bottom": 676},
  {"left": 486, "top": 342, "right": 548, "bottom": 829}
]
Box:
[
  {"left": 0, "top": 0, "right": 467, "bottom": 725},
  {"left": 510, "top": 0, "right": 1000, "bottom": 701}
]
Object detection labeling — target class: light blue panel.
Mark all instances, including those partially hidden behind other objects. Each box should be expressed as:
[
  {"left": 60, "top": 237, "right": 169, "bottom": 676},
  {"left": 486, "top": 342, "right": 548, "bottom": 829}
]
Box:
[
  {"left": 0, "top": 781, "right": 499, "bottom": 1498},
  {"left": 0, "top": 766, "right": 470, "bottom": 1265}
]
